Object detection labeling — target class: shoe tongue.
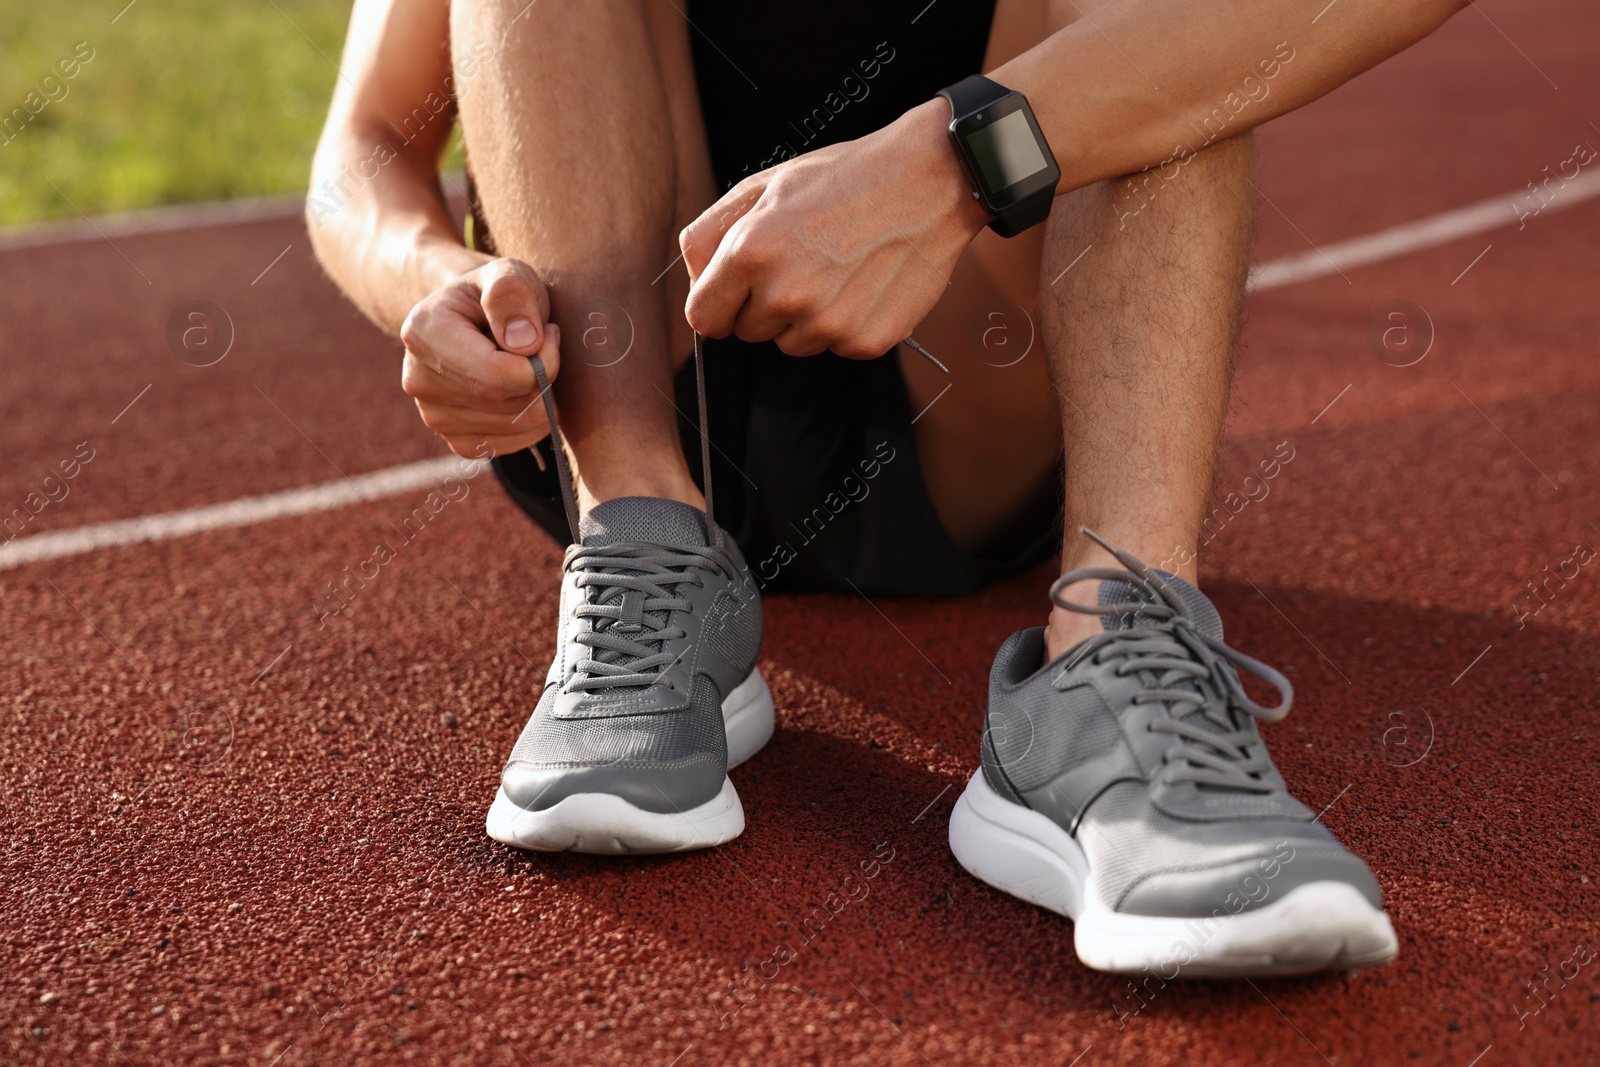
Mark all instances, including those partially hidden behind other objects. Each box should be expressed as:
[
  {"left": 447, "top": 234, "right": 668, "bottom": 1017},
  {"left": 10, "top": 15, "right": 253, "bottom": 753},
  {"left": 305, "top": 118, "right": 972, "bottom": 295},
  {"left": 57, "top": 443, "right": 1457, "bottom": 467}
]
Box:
[
  {"left": 1099, "top": 570, "right": 1224, "bottom": 641},
  {"left": 578, "top": 496, "right": 708, "bottom": 549}
]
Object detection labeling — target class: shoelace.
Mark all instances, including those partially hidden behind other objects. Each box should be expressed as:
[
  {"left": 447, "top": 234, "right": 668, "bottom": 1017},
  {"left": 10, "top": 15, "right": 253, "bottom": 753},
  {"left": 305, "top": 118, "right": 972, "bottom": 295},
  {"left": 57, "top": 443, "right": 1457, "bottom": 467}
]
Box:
[
  {"left": 563, "top": 541, "right": 735, "bottom": 692},
  {"left": 1052, "top": 529, "right": 1295, "bottom": 793},
  {"left": 528, "top": 332, "right": 726, "bottom": 694}
]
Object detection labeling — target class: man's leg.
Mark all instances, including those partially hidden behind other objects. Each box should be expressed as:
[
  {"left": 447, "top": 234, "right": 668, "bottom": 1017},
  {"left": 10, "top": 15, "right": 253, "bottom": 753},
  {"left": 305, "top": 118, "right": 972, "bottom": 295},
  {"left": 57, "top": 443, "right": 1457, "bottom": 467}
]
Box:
[
  {"left": 1039, "top": 134, "right": 1254, "bottom": 657},
  {"left": 451, "top": 0, "right": 715, "bottom": 512},
  {"left": 464, "top": 2, "right": 771, "bottom": 855},
  {"left": 938, "top": 8, "right": 1395, "bottom": 979},
  {"left": 904, "top": 0, "right": 1252, "bottom": 660}
]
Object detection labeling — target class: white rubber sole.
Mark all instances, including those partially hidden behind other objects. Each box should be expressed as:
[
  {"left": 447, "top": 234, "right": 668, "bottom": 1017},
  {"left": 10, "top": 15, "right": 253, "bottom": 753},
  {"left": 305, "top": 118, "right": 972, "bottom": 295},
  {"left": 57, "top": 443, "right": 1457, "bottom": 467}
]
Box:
[
  {"left": 723, "top": 667, "right": 776, "bottom": 770},
  {"left": 485, "top": 668, "right": 774, "bottom": 855},
  {"left": 948, "top": 771, "right": 1399, "bottom": 977}
]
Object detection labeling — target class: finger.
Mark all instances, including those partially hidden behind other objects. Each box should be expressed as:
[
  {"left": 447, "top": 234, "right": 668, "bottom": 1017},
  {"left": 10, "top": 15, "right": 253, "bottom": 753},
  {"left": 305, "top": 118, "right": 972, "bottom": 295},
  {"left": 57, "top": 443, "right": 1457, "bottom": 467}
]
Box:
[
  {"left": 773, "top": 324, "right": 831, "bottom": 358},
  {"left": 441, "top": 433, "right": 544, "bottom": 460},
  {"left": 731, "top": 293, "right": 793, "bottom": 345},
  {"left": 684, "top": 219, "right": 760, "bottom": 339},
  {"left": 401, "top": 352, "right": 537, "bottom": 410},
  {"left": 401, "top": 298, "right": 537, "bottom": 401},
  {"left": 401, "top": 323, "right": 560, "bottom": 408},
  {"left": 680, "top": 179, "right": 763, "bottom": 282},
  {"left": 478, "top": 259, "right": 550, "bottom": 354},
  {"left": 416, "top": 400, "right": 550, "bottom": 437},
  {"left": 402, "top": 364, "right": 540, "bottom": 416}
]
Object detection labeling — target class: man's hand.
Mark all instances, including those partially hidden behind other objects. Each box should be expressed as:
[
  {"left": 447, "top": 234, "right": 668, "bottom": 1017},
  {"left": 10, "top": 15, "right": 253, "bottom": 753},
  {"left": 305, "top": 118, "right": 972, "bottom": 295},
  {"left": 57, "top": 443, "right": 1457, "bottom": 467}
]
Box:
[
  {"left": 399, "top": 258, "right": 563, "bottom": 458},
  {"left": 680, "top": 102, "right": 989, "bottom": 359}
]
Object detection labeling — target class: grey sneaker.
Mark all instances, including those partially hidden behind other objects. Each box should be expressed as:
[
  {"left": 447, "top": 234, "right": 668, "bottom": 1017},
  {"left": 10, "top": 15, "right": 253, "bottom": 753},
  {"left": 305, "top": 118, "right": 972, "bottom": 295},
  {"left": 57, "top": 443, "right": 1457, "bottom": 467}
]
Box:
[
  {"left": 485, "top": 496, "right": 770, "bottom": 853},
  {"left": 949, "top": 530, "right": 1397, "bottom": 976},
  {"left": 484, "top": 338, "right": 771, "bottom": 853}
]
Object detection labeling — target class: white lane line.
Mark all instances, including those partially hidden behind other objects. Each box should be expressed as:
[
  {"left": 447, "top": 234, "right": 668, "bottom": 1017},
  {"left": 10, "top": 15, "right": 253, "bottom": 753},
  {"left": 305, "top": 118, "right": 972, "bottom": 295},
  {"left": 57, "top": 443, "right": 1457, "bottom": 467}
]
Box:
[
  {"left": 1248, "top": 169, "right": 1600, "bottom": 292},
  {"left": 0, "top": 457, "right": 486, "bottom": 572},
  {"left": 5, "top": 174, "right": 1600, "bottom": 572},
  {"left": 0, "top": 174, "right": 469, "bottom": 254}
]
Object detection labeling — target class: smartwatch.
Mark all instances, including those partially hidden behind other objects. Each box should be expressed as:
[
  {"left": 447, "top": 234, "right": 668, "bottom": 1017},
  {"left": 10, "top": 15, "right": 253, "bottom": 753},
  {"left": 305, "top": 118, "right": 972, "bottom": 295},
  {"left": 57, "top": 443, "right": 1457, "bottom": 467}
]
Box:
[{"left": 937, "top": 74, "right": 1060, "bottom": 238}]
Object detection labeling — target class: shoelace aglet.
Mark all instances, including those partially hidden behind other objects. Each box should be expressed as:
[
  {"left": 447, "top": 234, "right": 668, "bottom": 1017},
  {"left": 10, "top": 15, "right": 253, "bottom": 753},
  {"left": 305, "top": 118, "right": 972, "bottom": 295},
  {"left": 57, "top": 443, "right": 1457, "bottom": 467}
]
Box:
[{"left": 903, "top": 337, "right": 949, "bottom": 374}]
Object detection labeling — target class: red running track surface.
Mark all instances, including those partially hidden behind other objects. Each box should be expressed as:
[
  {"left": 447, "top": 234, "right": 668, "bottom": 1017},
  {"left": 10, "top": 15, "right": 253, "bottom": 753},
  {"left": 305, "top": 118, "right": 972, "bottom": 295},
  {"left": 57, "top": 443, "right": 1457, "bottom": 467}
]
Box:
[{"left": 3, "top": 3, "right": 1598, "bottom": 1064}]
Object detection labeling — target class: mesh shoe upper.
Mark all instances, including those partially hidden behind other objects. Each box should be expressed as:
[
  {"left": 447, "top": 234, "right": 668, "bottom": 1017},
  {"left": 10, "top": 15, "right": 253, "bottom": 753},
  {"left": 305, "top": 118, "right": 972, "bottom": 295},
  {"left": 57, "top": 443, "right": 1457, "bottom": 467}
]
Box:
[
  {"left": 500, "top": 496, "right": 762, "bottom": 814},
  {"left": 982, "top": 549, "right": 1381, "bottom": 918}
]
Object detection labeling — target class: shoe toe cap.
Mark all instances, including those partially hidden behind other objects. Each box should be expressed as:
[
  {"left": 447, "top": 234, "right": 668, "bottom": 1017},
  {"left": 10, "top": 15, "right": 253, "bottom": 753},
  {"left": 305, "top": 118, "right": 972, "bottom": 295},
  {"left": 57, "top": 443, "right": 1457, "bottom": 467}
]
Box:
[
  {"left": 500, "top": 757, "right": 726, "bottom": 815},
  {"left": 1116, "top": 847, "right": 1383, "bottom": 918}
]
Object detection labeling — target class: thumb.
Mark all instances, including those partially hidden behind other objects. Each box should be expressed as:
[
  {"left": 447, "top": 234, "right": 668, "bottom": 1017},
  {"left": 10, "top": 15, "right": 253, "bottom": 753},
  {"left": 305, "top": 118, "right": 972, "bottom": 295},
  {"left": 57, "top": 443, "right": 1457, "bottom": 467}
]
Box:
[{"left": 479, "top": 258, "right": 550, "bottom": 355}]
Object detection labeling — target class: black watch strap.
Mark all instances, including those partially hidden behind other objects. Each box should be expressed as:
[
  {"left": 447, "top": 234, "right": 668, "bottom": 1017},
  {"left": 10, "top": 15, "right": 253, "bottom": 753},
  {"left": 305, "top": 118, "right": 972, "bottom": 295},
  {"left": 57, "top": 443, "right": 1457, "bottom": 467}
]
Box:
[
  {"left": 937, "top": 74, "right": 1053, "bottom": 238},
  {"left": 985, "top": 189, "right": 1053, "bottom": 238},
  {"left": 937, "top": 73, "right": 1007, "bottom": 119}
]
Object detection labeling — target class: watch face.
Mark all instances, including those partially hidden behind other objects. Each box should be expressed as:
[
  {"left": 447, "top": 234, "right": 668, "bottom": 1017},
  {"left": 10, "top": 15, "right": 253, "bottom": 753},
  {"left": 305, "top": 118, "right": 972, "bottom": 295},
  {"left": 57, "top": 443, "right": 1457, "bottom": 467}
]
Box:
[
  {"left": 952, "top": 93, "right": 1060, "bottom": 212},
  {"left": 965, "top": 110, "right": 1048, "bottom": 190}
]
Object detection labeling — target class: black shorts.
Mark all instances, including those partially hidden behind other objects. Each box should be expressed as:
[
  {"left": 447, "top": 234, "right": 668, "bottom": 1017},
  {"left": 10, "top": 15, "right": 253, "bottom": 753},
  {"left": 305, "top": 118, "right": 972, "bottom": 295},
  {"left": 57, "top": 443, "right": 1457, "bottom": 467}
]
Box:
[{"left": 491, "top": 0, "right": 1060, "bottom": 597}]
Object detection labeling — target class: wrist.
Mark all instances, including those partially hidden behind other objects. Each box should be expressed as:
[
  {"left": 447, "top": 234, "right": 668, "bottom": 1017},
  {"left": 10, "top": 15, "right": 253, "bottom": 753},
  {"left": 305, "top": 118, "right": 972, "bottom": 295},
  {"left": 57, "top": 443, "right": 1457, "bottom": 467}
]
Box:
[
  {"left": 415, "top": 230, "right": 492, "bottom": 289},
  {"left": 379, "top": 230, "right": 489, "bottom": 336},
  {"left": 898, "top": 99, "right": 992, "bottom": 243}
]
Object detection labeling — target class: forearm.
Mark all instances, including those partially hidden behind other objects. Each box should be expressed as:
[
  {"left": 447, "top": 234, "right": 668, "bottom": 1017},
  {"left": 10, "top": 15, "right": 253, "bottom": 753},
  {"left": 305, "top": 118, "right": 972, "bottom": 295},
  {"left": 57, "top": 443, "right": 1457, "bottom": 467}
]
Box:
[
  {"left": 1003, "top": 0, "right": 1467, "bottom": 189},
  {"left": 674, "top": 0, "right": 1470, "bottom": 356},
  {"left": 306, "top": 122, "right": 486, "bottom": 335},
  {"left": 888, "top": 0, "right": 1466, "bottom": 233}
]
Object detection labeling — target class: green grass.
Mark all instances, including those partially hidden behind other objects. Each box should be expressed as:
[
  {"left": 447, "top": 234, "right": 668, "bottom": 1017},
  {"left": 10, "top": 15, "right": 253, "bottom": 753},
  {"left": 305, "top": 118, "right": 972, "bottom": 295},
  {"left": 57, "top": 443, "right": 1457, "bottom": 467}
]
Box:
[{"left": 0, "top": 0, "right": 384, "bottom": 227}]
